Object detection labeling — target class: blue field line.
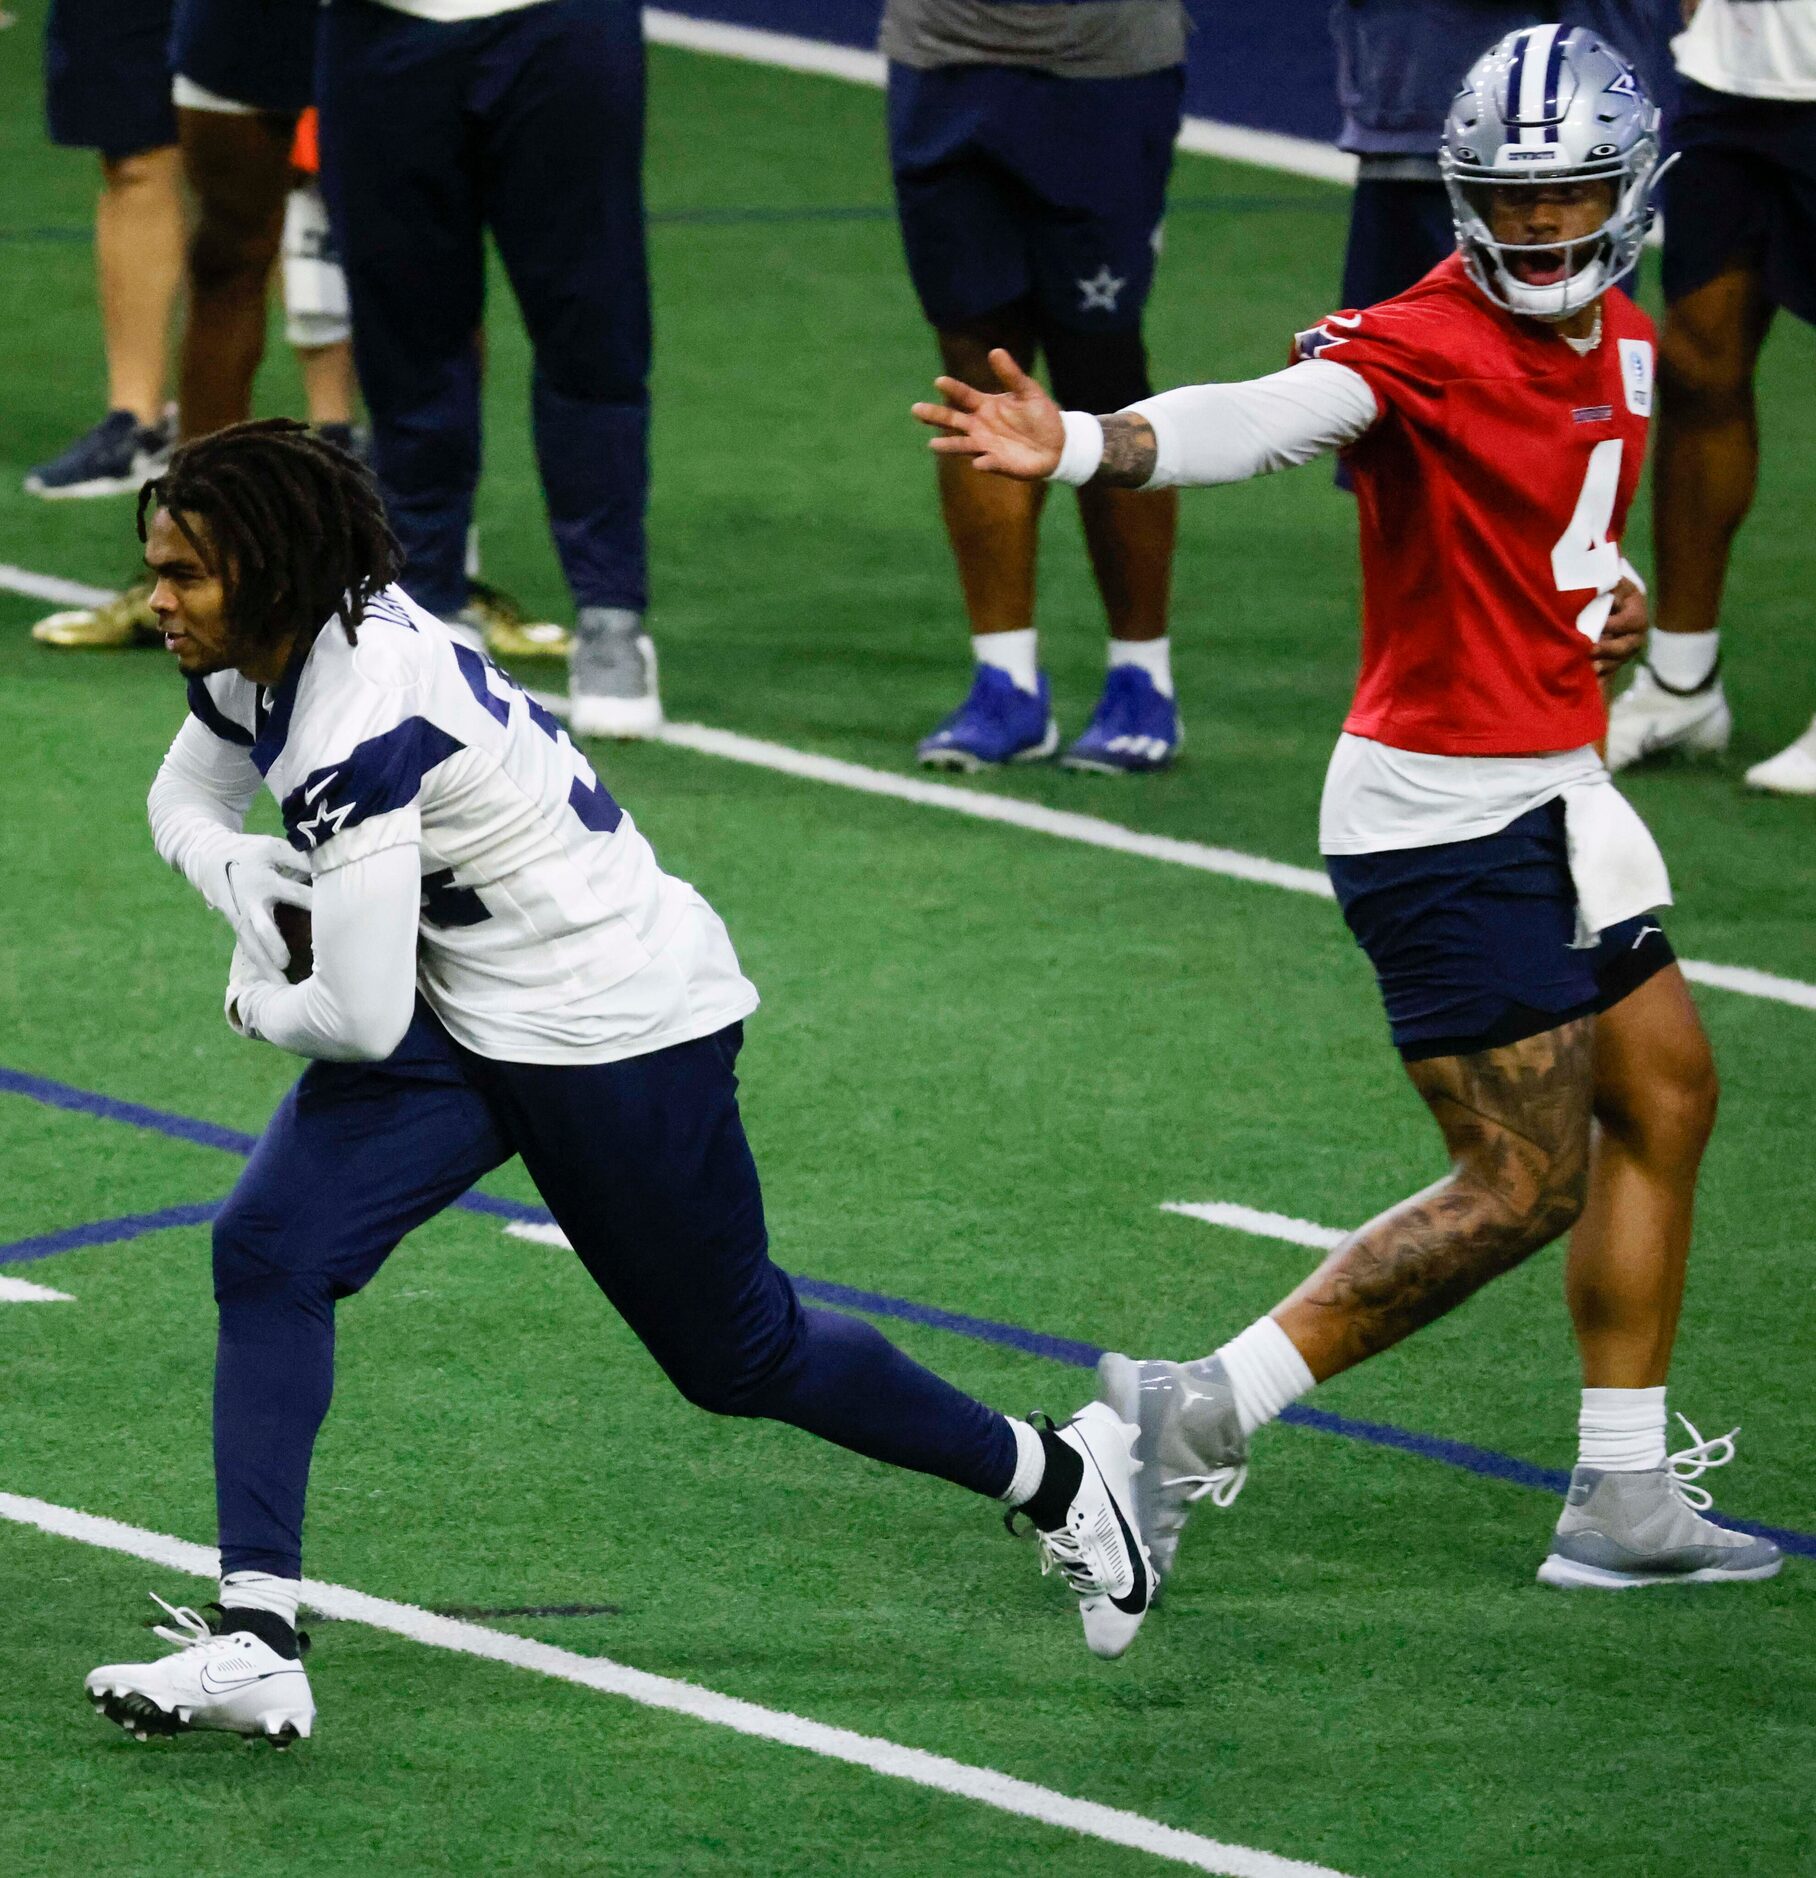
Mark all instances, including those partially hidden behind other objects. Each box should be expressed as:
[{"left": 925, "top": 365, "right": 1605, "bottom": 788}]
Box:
[{"left": 5, "top": 1063, "right": 1811, "bottom": 1560}]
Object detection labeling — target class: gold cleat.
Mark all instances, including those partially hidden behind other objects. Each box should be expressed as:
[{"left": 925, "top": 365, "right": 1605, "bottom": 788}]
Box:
[
  {"left": 31, "top": 580, "right": 161, "bottom": 649},
  {"left": 461, "top": 578, "right": 570, "bottom": 660}
]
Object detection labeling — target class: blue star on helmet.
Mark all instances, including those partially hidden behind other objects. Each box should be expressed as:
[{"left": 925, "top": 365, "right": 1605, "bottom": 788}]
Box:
[{"left": 1077, "top": 265, "right": 1127, "bottom": 313}]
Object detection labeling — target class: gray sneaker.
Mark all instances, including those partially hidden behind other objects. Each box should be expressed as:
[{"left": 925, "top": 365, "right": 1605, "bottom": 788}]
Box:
[
  {"left": 1538, "top": 1420, "right": 1783, "bottom": 1589},
  {"left": 1095, "top": 1352, "right": 1248, "bottom": 1589},
  {"left": 569, "top": 606, "right": 662, "bottom": 740}
]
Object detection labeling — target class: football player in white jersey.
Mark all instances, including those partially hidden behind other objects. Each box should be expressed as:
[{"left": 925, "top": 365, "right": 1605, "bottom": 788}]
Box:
[{"left": 83, "top": 423, "right": 1155, "bottom": 1748}]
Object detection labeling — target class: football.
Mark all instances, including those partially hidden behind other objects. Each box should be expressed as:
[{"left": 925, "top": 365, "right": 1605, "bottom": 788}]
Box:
[{"left": 274, "top": 902, "right": 314, "bottom": 984}]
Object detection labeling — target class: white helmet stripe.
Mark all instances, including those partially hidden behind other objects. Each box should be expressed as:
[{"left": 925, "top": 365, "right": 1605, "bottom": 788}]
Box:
[{"left": 1514, "top": 23, "right": 1562, "bottom": 146}]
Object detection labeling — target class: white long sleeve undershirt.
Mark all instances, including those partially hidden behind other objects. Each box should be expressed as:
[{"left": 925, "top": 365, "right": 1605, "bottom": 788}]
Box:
[
  {"left": 1123, "top": 360, "right": 1381, "bottom": 488},
  {"left": 230, "top": 847, "right": 422, "bottom": 1063},
  {"left": 147, "top": 716, "right": 264, "bottom": 915}
]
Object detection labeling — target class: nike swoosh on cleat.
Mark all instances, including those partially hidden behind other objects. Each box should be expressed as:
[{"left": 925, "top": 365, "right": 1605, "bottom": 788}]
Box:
[
  {"left": 1087, "top": 1447, "right": 1151, "bottom": 1615},
  {"left": 197, "top": 1666, "right": 293, "bottom": 1696}
]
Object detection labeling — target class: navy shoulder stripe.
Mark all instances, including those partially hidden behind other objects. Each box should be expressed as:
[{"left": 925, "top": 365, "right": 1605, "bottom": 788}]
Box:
[
  {"left": 282, "top": 716, "right": 464, "bottom": 852},
  {"left": 186, "top": 678, "right": 254, "bottom": 748}
]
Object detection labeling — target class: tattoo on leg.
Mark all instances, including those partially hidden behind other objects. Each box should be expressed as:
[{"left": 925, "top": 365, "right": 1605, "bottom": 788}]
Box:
[
  {"left": 1092, "top": 414, "right": 1159, "bottom": 489},
  {"left": 1284, "top": 1021, "right": 1595, "bottom": 1371}
]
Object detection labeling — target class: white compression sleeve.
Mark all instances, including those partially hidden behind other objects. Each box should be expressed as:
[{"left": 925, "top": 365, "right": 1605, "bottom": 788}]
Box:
[
  {"left": 147, "top": 717, "right": 265, "bottom": 915},
  {"left": 233, "top": 845, "right": 422, "bottom": 1062},
  {"left": 1124, "top": 361, "right": 1380, "bottom": 489}
]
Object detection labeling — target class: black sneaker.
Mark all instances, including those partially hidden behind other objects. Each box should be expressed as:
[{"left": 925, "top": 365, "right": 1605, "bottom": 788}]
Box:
[{"left": 25, "top": 409, "right": 171, "bottom": 500}]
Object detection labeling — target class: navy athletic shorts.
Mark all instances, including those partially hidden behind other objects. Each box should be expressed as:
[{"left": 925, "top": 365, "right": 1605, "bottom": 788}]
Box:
[
  {"left": 45, "top": 0, "right": 176, "bottom": 159},
  {"left": 887, "top": 60, "right": 1184, "bottom": 333},
  {"left": 1326, "top": 799, "right": 1675, "bottom": 1062},
  {"left": 170, "top": 0, "right": 317, "bottom": 112},
  {"left": 1663, "top": 79, "right": 1816, "bottom": 326}
]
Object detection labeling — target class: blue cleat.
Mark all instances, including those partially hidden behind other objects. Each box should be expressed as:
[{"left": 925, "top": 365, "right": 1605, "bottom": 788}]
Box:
[
  {"left": 24, "top": 409, "right": 171, "bottom": 500},
  {"left": 1061, "top": 666, "right": 1182, "bottom": 773},
  {"left": 916, "top": 666, "right": 1058, "bottom": 771}
]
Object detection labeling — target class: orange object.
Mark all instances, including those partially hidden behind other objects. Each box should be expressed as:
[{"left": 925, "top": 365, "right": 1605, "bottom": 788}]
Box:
[{"left": 290, "top": 108, "right": 320, "bottom": 176}]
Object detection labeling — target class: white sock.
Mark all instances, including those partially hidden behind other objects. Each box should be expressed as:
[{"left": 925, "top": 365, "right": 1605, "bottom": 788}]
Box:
[
  {"left": 973, "top": 628, "right": 1039, "bottom": 696},
  {"left": 220, "top": 1570, "right": 300, "bottom": 1627},
  {"left": 1108, "top": 636, "right": 1174, "bottom": 699},
  {"left": 1648, "top": 628, "right": 1719, "bottom": 691},
  {"left": 1577, "top": 1386, "right": 1667, "bottom": 1473},
  {"left": 999, "top": 1417, "right": 1047, "bottom": 1506},
  {"left": 1215, "top": 1316, "right": 1316, "bottom": 1438}
]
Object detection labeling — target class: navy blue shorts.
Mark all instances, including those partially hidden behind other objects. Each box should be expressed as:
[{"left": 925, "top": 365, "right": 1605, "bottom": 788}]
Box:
[
  {"left": 1664, "top": 79, "right": 1816, "bottom": 327},
  {"left": 170, "top": 0, "right": 317, "bottom": 112},
  {"left": 887, "top": 60, "right": 1184, "bottom": 333},
  {"left": 45, "top": 0, "right": 176, "bottom": 158},
  {"left": 1327, "top": 800, "right": 1676, "bottom": 1061}
]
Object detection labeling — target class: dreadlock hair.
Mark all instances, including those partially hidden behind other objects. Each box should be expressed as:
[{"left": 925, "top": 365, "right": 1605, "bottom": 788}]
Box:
[{"left": 137, "top": 418, "right": 402, "bottom": 657}]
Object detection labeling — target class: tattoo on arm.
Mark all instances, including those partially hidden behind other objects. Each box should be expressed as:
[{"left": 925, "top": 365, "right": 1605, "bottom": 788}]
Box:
[
  {"left": 1092, "top": 414, "right": 1158, "bottom": 488},
  {"left": 1279, "top": 1020, "right": 1595, "bottom": 1372}
]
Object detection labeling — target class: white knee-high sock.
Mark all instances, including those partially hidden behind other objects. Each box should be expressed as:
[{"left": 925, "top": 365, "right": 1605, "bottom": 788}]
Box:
[
  {"left": 1215, "top": 1316, "right": 1316, "bottom": 1438},
  {"left": 1577, "top": 1386, "right": 1667, "bottom": 1472}
]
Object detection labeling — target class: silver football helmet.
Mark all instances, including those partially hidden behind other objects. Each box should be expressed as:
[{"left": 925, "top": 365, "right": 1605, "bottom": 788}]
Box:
[{"left": 1440, "top": 24, "right": 1667, "bottom": 321}]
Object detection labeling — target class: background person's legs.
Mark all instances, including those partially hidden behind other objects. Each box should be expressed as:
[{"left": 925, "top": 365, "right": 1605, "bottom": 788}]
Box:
[
  {"left": 472, "top": 0, "right": 655, "bottom": 729},
  {"left": 317, "top": 0, "right": 484, "bottom": 621},
  {"left": 96, "top": 146, "right": 183, "bottom": 430}
]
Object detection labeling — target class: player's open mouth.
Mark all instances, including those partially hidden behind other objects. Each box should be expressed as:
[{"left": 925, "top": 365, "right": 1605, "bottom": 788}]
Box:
[
  {"left": 163, "top": 633, "right": 189, "bottom": 654},
  {"left": 1511, "top": 249, "right": 1569, "bottom": 286}
]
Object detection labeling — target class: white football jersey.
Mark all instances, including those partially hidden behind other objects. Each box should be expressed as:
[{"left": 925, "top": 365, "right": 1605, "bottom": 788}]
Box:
[
  {"left": 1675, "top": 0, "right": 1816, "bottom": 100},
  {"left": 186, "top": 586, "right": 758, "bottom": 1064}
]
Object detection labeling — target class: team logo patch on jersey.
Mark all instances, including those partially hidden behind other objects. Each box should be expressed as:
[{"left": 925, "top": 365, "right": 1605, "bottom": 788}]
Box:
[
  {"left": 1292, "top": 322, "right": 1353, "bottom": 363},
  {"left": 1572, "top": 404, "right": 1614, "bottom": 425},
  {"left": 1618, "top": 338, "right": 1654, "bottom": 416}
]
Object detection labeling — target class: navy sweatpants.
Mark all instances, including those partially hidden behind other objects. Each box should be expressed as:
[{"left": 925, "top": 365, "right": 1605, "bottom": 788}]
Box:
[
  {"left": 316, "top": 0, "right": 651, "bottom": 618},
  {"left": 212, "top": 1011, "right": 1015, "bottom": 1578}
]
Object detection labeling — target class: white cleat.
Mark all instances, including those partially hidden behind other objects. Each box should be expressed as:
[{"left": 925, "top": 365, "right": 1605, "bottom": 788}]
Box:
[
  {"left": 569, "top": 611, "right": 663, "bottom": 740},
  {"left": 1605, "top": 665, "right": 1732, "bottom": 772},
  {"left": 1027, "top": 1402, "right": 1155, "bottom": 1659},
  {"left": 1744, "top": 715, "right": 1816, "bottom": 796},
  {"left": 85, "top": 1594, "right": 315, "bottom": 1746}
]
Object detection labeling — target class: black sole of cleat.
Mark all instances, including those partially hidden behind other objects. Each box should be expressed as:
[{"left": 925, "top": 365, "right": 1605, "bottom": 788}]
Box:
[{"left": 95, "top": 1689, "right": 188, "bottom": 1739}]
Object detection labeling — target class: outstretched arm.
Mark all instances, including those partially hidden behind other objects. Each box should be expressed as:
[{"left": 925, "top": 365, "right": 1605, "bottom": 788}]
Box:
[{"left": 913, "top": 349, "right": 1379, "bottom": 490}]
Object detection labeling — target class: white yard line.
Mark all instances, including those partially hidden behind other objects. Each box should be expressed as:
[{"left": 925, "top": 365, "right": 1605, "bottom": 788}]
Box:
[
  {"left": 641, "top": 9, "right": 1358, "bottom": 186},
  {"left": 0, "top": 1491, "right": 1355, "bottom": 1878},
  {"left": 0, "top": 1274, "right": 75, "bottom": 1302},
  {"left": 1162, "top": 1202, "right": 1345, "bottom": 1252},
  {"left": 0, "top": 563, "right": 114, "bottom": 609}
]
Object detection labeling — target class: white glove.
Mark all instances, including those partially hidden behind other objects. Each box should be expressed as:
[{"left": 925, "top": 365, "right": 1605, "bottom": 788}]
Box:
[
  {"left": 224, "top": 939, "right": 284, "bottom": 1040},
  {"left": 210, "top": 837, "right": 313, "bottom": 979}
]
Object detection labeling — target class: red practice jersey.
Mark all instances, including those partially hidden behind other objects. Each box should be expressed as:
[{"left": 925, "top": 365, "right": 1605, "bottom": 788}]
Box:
[{"left": 1293, "top": 253, "right": 1655, "bottom": 757}]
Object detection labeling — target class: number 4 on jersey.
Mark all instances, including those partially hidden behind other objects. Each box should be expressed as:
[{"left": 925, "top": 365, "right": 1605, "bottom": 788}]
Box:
[{"left": 1552, "top": 439, "right": 1624, "bottom": 643}]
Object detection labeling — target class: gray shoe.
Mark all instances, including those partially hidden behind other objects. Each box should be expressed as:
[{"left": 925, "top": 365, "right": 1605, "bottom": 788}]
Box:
[
  {"left": 1538, "top": 1420, "right": 1783, "bottom": 1589},
  {"left": 569, "top": 606, "right": 661, "bottom": 739},
  {"left": 1095, "top": 1352, "right": 1248, "bottom": 1589}
]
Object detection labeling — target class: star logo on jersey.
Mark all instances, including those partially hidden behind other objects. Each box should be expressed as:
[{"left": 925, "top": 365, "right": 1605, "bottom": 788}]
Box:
[
  {"left": 1292, "top": 323, "right": 1352, "bottom": 363},
  {"left": 297, "top": 794, "right": 355, "bottom": 849},
  {"left": 1077, "top": 265, "right": 1127, "bottom": 313}
]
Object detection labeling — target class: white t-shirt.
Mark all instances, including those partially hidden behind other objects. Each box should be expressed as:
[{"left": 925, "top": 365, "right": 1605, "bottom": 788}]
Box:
[
  {"left": 165, "top": 586, "right": 758, "bottom": 1065},
  {"left": 1674, "top": 0, "right": 1816, "bottom": 100}
]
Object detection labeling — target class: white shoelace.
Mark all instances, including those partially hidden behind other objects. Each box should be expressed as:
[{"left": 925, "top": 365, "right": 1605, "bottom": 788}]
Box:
[
  {"left": 1665, "top": 1415, "right": 1741, "bottom": 1513},
  {"left": 1173, "top": 1462, "right": 1249, "bottom": 1511},
  {"left": 146, "top": 1590, "right": 236, "bottom": 1654},
  {"left": 1036, "top": 1523, "right": 1106, "bottom": 1596}
]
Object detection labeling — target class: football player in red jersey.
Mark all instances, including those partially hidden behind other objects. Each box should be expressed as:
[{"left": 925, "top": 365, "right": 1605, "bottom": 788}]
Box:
[{"left": 915, "top": 26, "right": 1783, "bottom": 1592}]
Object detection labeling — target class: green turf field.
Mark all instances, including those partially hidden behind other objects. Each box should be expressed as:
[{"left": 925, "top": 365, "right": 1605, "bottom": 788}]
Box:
[{"left": 2, "top": 5, "right": 1813, "bottom": 1874}]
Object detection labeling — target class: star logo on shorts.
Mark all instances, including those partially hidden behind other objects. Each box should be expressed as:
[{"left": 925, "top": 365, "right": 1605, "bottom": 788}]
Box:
[{"left": 1077, "top": 265, "right": 1127, "bottom": 313}]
